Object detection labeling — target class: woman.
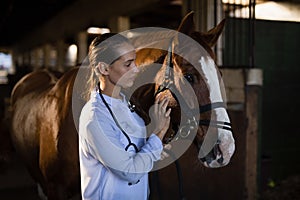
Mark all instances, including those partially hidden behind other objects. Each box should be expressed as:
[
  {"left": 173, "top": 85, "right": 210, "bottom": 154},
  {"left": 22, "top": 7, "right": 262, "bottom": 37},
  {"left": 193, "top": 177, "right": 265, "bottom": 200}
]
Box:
[{"left": 79, "top": 33, "right": 171, "bottom": 200}]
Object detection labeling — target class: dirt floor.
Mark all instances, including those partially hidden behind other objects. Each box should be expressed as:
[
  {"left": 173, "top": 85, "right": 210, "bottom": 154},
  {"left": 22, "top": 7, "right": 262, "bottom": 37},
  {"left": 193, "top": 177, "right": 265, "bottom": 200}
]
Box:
[
  {"left": 260, "top": 174, "right": 300, "bottom": 200},
  {"left": 1, "top": 152, "right": 299, "bottom": 200},
  {"left": 0, "top": 153, "right": 41, "bottom": 200}
]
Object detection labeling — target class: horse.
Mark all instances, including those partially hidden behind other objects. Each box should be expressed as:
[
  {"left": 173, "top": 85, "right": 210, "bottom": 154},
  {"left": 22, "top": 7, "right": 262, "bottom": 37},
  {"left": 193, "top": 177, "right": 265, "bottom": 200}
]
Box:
[
  {"left": 125, "top": 11, "right": 235, "bottom": 199},
  {"left": 10, "top": 68, "right": 80, "bottom": 199},
  {"left": 10, "top": 11, "right": 235, "bottom": 199}
]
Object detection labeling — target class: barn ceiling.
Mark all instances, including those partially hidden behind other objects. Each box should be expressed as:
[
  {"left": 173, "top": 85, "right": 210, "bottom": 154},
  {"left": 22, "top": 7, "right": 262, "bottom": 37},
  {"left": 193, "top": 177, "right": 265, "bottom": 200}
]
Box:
[
  {"left": 0, "top": 0, "right": 299, "bottom": 49},
  {"left": 0, "top": 0, "right": 78, "bottom": 47},
  {"left": 0, "top": 0, "right": 181, "bottom": 49}
]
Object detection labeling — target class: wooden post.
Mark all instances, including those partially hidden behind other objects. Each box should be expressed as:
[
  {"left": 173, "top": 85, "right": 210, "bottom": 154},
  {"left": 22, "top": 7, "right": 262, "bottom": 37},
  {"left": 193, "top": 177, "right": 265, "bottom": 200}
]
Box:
[
  {"left": 245, "top": 68, "right": 263, "bottom": 199},
  {"left": 43, "top": 44, "right": 51, "bottom": 69},
  {"left": 77, "top": 31, "right": 88, "bottom": 65},
  {"left": 56, "top": 39, "right": 66, "bottom": 72},
  {"left": 108, "top": 16, "right": 130, "bottom": 33}
]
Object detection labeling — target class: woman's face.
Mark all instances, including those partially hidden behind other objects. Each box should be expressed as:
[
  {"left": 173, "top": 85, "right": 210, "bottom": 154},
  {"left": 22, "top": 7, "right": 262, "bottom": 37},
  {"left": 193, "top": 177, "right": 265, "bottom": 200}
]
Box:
[{"left": 107, "top": 44, "right": 139, "bottom": 88}]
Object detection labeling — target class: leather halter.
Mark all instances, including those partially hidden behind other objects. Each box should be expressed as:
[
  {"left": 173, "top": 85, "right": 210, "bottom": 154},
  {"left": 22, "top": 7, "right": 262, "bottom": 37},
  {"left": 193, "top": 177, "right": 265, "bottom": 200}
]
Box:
[{"left": 154, "top": 40, "right": 232, "bottom": 144}]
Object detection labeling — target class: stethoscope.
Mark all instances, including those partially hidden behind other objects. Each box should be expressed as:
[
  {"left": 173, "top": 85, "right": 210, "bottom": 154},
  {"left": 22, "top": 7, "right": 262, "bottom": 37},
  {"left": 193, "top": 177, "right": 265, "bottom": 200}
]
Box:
[{"left": 97, "top": 82, "right": 139, "bottom": 153}]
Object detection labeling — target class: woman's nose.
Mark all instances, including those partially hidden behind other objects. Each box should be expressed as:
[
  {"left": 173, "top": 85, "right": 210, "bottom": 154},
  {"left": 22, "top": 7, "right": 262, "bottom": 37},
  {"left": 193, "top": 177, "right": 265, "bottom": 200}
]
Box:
[{"left": 132, "top": 63, "right": 139, "bottom": 73}]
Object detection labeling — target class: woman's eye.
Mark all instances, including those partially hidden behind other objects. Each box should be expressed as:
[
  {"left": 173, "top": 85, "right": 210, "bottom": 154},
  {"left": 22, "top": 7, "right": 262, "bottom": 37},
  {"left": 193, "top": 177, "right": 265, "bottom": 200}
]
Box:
[
  {"left": 125, "top": 62, "right": 132, "bottom": 67},
  {"left": 184, "top": 74, "right": 194, "bottom": 84}
]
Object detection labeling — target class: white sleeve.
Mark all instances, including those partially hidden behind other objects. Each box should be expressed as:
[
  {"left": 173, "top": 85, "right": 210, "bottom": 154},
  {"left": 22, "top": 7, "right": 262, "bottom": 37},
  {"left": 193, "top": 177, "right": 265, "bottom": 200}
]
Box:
[{"left": 82, "top": 119, "right": 163, "bottom": 183}]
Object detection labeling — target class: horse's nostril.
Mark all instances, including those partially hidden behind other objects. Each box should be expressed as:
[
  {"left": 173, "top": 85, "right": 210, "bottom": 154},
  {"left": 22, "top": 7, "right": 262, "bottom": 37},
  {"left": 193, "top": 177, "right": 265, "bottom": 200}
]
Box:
[
  {"left": 217, "top": 156, "right": 224, "bottom": 164},
  {"left": 214, "top": 142, "right": 224, "bottom": 164},
  {"left": 201, "top": 155, "right": 213, "bottom": 165}
]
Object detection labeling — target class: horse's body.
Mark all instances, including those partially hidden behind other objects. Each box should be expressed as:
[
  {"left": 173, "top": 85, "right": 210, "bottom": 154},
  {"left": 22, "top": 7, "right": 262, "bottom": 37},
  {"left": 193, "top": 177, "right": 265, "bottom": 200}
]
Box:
[
  {"left": 10, "top": 12, "right": 234, "bottom": 199},
  {"left": 11, "top": 69, "right": 80, "bottom": 198}
]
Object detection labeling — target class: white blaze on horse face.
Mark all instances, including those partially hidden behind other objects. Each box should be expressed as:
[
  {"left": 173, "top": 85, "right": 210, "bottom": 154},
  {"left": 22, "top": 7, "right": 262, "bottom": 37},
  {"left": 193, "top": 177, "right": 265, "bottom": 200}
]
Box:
[{"left": 199, "top": 56, "right": 235, "bottom": 167}]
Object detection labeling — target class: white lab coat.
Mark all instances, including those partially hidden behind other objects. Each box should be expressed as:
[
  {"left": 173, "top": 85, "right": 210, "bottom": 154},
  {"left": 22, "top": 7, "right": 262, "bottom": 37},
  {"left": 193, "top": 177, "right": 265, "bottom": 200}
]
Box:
[{"left": 79, "top": 91, "right": 163, "bottom": 200}]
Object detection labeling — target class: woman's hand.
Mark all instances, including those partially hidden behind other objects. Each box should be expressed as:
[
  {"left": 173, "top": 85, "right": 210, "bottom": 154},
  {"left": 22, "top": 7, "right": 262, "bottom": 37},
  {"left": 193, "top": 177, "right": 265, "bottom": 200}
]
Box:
[{"left": 149, "top": 95, "right": 171, "bottom": 141}]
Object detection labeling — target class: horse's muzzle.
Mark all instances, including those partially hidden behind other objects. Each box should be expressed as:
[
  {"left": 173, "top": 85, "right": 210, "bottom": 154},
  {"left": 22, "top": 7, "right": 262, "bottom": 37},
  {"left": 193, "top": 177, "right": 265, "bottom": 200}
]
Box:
[{"left": 199, "top": 141, "right": 225, "bottom": 168}]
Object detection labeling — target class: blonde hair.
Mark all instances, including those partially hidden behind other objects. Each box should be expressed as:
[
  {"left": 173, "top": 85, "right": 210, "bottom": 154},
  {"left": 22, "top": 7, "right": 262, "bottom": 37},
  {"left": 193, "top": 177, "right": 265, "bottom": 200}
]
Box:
[{"left": 84, "top": 33, "right": 131, "bottom": 100}]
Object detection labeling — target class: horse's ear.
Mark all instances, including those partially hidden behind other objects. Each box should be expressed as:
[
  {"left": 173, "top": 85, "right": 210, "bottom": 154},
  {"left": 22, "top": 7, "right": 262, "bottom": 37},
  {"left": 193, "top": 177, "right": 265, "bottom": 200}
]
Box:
[
  {"left": 177, "top": 11, "right": 195, "bottom": 35},
  {"left": 177, "top": 12, "right": 225, "bottom": 47},
  {"left": 200, "top": 19, "right": 226, "bottom": 47}
]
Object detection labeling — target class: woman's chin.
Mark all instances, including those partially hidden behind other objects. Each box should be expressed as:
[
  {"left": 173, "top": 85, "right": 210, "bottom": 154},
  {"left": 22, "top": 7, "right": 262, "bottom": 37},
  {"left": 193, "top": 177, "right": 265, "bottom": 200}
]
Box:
[{"left": 121, "top": 81, "right": 134, "bottom": 89}]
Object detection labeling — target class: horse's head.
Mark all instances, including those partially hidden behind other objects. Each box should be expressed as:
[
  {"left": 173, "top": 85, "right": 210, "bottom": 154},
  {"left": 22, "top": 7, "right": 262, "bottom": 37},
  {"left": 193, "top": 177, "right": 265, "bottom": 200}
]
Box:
[{"left": 154, "top": 12, "right": 235, "bottom": 168}]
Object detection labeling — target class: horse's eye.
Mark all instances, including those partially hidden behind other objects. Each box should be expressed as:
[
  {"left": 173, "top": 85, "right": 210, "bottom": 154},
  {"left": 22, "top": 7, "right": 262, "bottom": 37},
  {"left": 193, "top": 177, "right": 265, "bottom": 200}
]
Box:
[{"left": 184, "top": 74, "right": 194, "bottom": 84}]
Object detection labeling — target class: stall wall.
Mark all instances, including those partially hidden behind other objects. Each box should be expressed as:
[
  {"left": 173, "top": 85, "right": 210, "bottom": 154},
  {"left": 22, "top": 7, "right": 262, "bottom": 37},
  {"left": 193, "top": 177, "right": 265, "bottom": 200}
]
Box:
[{"left": 224, "top": 18, "right": 300, "bottom": 190}]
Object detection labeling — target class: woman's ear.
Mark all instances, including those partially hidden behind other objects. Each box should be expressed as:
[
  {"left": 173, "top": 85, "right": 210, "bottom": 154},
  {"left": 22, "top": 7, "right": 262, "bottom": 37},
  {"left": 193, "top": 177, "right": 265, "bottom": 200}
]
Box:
[{"left": 95, "top": 62, "right": 109, "bottom": 76}]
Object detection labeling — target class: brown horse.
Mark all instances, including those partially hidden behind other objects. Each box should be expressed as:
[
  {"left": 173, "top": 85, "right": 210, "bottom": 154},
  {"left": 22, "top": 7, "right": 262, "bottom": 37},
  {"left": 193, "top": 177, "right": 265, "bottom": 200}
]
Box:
[
  {"left": 128, "top": 11, "right": 234, "bottom": 167},
  {"left": 10, "top": 11, "right": 234, "bottom": 199},
  {"left": 11, "top": 68, "right": 80, "bottom": 199},
  {"left": 126, "top": 12, "right": 235, "bottom": 199}
]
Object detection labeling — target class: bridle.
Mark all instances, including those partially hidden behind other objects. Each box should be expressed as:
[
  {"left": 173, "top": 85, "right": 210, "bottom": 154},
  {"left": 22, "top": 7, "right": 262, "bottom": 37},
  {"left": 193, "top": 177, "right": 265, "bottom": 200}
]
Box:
[{"left": 154, "top": 40, "right": 232, "bottom": 144}]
